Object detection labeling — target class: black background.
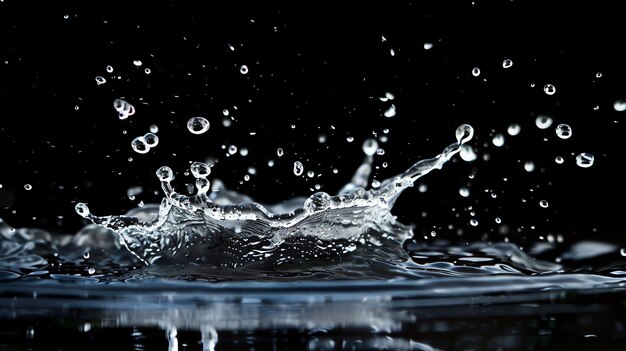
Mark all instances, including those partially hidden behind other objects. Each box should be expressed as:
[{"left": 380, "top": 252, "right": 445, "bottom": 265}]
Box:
[{"left": 1, "top": 1, "right": 625, "bottom": 245}]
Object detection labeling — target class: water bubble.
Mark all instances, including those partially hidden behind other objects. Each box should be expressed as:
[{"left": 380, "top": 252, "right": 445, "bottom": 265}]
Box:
[
  {"left": 471, "top": 67, "right": 481, "bottom": 77},
  {"left": 133, "top": 60, "right": 142, "bottom": 67},
  {"left": 277, "top": 148, "right": 284, "bottom": 157},
  {"left": 470, "top": 218, "right": 479, "bottom": 226},
  {"left": 424, "top": 42, "right": 433, "bottom": 50},
  {"left": 75, "top": 203, "right": 90, "bottom": 217},
  {"left": 383, "top": 104, "right": 396, "bottom": 118},
  {"left": 293, "top": 161, "right": 304, "bottom": 176},
  {"left": 555, "top": 156, "right": 564, "bottom": 164},
  {"left": 156, "top": 166, "right": 174, "bottom": 182},
  {"left": 460, "top": 145, "right": 477, "bottom": 162},
  {"left": 613, "top": 100, "right": 626, "bottom": 112},
  {"left": 95, "top": 76, "right": 106, "bottom": 85},
  {"left": 187, "top": 117, "right": 210, "bottom": 135},
  {"left": 131, "top": 136, "right": 150, "bottom": 154},
  {"left": 106, "top": 65, "right": 113, "bottom": 73},
  {"left": 24, "top": 184, "right": 32, "bottom": 190},
  {"left": 535, "top": 115, "right": 553, "bottom": 129},
  {"left": 502, "top": 58, "right": 513, "bottom": 68},
  {"left": 228, "top": 145, "right": 238, "bottom": 155},
  {"left": 575, "top": 153, "right": 594, "bottom": 168},
  {"left": 149, "top": 124, "right": 159, "bottom": 133},
  {"left": 190, "top": 162, "right": 211, "bottom": 178},
  {"left": 113, "top": 99, "right": 135, "bottom": 120},
  {"left": 240, "top": 65, "right": 249, "bottom": 74},
  {"left": 459, "top": 187, "right": 470, "bottom": 197},
  {"left": 455, "top": 124, "right": 474, "bottom": 144},
  {"left": 524, "top": 161, "right": 535, "bottom": 172},
  {"left": 507, "top": 123, "right": 521, "bottom": 136},
  {"left": 362, "top": 139, "right": 379, "bottom": 156},
  {"left": 143, "top": 133, "right": 159, "bottom": 147},
  {"left": 543, "top": 84, "right": 556, "bottom": 95},
  {"left": 555, "top": 124, "right": 572, "bottom": 139},
  {"left": 492, "top": 134, "right": 505, "bottom": 147},
  {"left": 539, "top": 200, "right": 549, "bottom": 208}
]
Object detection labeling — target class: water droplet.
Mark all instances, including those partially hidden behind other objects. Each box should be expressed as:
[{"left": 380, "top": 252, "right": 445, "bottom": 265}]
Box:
[
  {"left": 26, "top": 327, "right": 34, "bottom": 339},
  {"left": 113, "top": 99, "right": 135, "bottom": 120},
  {"left": 376, "top": 148, "right": 385, "bottom": 155},
  {"left": 187, "top": 117, "right": 210, "bottom": 134},
  {"left": 240, "top": 65, "right": 249, "bottom": 74},
  {"left": 495, "top": 217, "right": 502, "bottom": 224},
  {"left": 95, "top": 76, "right": 106, "bottom": 85},
  {"left": 418, "top": 184, "right": 427, "bottom": 193},
  {"left": 106, "top": 65, "right": 113, "bottom": 73},
  {"left": 555, "top": 123, "right": 572, "bottom": 139},
  {"left": 460, "top": 145, "right": 477, "bottom": 162},
  {"left": 424, "top": 42, "right": 433, "bottom": 50},
  {"left": 156, "top": 166, "right": 174, "bottom": 182},
  {"left": 543, "top": 84, "right": 556, "bottom": 95},
  {"left": 372, "top": 180, "right": 381, "bottom": 188},
  {"left": 244, "top": 174, "right": 250, "bottom": 181},
  {"left": 507, "top": 123, "right": 521, "bottom": 136},
  {"left": 190, "top": 162, "right": 211, "bottom": 178},
  {"left": 307, "top": 170, "right": 315, "bottom": 178},
  {"left": 87, "top": 267, "right": 95, "bottom": 275},
  {"left": 346, "top": 136, "right": 354, "bottom": 143},
  {"left": 613, "top": 100, "right": 626, "bottom": 112},
  {"left": 332, "top": 168, "right": 338, "bottom": 174},
  {"left": 222, "top": 118, "right": 232, "bottom": 127},
  {"left": 621, "top": 248, "right": 626, "bottom": 257},
  {"left": 455, "top": 124, "right": 474, "bottom": 144},
  {"left": 575, "top": 153, "right": 594, "bottom": 168},
  {"left": 222, "top": 109, "right": 229, "bottom": 116},
  {"left": 131, "top": 136, "right": 150, "bottom": 154},
  {"left": 596, "top": 72, "right": 602, "bottom": 78},
  {"left": 149, "top": 124, "right": 159, "bottom": 133},
  {"left": 555, "top": 156, "right": 564, "bottom": 164},
  {"left": 144, "top": 68, "right": 151, "bottom": 74},
  {"left": 24, "top": 184, "right": 32, "bottom": 190},
  {"left": 277, "top": 148, "right": 284, "bottom": 157},
  {"left": 383, "top": 104, "right": 396, "bottom": 118},
  {"left": 304, "top": 192, "right": 331, "bottom": 213},
  {"left": 459, "top": 187, "right": 470, "bottom": 197},
  {"left": 524, "top": 161, "right": 535, "bottom": 172},
  {"left": 492, "top": 133, "right": 505, "bottom": 147},
  {"left": 293, "top": 161, "right": 304, "bottom": 176},
  {"left": 362, "top": 139, "right": 379, "bottom": 156},
  {"left": 470, "top": 218, "right": 479, "bottom": 226},
  {"left": 472, "top": 67, "right": 481, "bottom": 77},
  {"left": 133, "top": 60, "right": 142, "bottom": 67},
  {"left": 143, "top": 133, "right": 159, "bottom": 147},
  {"left": 75, "top": 203, "right": 90, "bottom": 217},
  {"left": 318, "top": 134, "right": 327, "bottom": 143},
  {"left": 228, "top": 145, "right": 238, "bottom": 155},
  {"left": 535, "top": 115, "right": 553, "bottom": 129},
  {"left": 539, "top": 200, "right": 549, "bottom": 208},
  {"left": 502, "top": 58, "right": 513, "bottom": 68},
  {"left": 240, "top": 147, "right": 249, "bottom": 156},
  {"left": 83, "top": 251, "right": 90, "bottom": 259}
]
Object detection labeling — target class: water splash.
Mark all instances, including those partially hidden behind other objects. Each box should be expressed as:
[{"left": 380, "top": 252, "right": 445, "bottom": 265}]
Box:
[{"left": 75, "top": 125, "right": 474, "bottom": 265}]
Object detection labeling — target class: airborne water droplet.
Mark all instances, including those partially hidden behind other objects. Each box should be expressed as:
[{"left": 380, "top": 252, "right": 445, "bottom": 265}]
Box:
[
  {"left": 524, "top": 161, "right": 535, "bottom": 172},
  {"left": 24, "top": 184, "right": 32, "bottom": 190},
  {"left": 423, "top": 42, "right": 433, "bottom": 50},
  {"left": 535, "top": 115, "right": 553, "bottom": 129},
  {"left": 228, "top": 145, "right": 238, "bottom": 155},
  {"left": 543, "top": 84, "right": 556, "bottom": 95},
  {"left": 575, "top": 153, "right": 594, "bottom": 168},
  {"left": 455, "top": 124, "right": 474, "bottom": 144},
  {"left": 143, "top": 133, "right": 159, "bottom": 147},
  {"left": 133, "top": 60, "right": 142, "bottom": 67},
  {"left": 502, "top": 58, "right": 513, "bottom": 68},
  {"left": 470, "top": 218, "right": 479, "bottom": 226},
  {"left": 150, "top": 124, "right": 159, "bottom": 133},
  {"left": 156, "top": 166, "right": 174, "bottom": 182},
  {"left": 492, "top": 134, "right": 505, "bottom": 147},
  {"left": 187, "top": 117, "right": 210, "bottom": 135},
  {"left": 95, "top": 76, "right": 106, "bottom": 85},
  {"left": 555, "top": 156, "right": 564, "bottom": 164},
  {"left": 131, "top": 136, "right": 150, "bottom": 154},
  {"left": 459, "top": 187, "right": 470, "bottom": 197},
  {"left": 75, "top": 203, "right": 90, "bottom": 217},
  {"left": 539, "top": 200, "right": 549, "bottom": 208},
  {"left": 106, "top": 65, "right": 114, "bottom": 73},
  {"left": 277, "top": 148, "right": 284, "bottom": 157},
  {"left": 293, "top": 161, "right": 304, "bottom": 176},
  {"left": 507, "top": 123, "right": 521, "bottom": 136},
  {"left": 460, "top": 145, "right": 477, "bottom": 162},
  {"left": 240, "top": 65, "right": 249, "bottom": 74},
  {"left": 383, "top": 104, "right": 396, "bottom": 118},
  {"left": 362, "top": 139, "right": 378, "bottom": 156},
  {"left": 613, "top": 100, "right": 626, "bottom": 112},
  {"left": 190, "top": 162, "right": 211, "bottom": 178},
  {"left": 83, "top": 251, "right": 90, "bottom": 259},
  {"left": 555, "top": 124, "right": 572, "bottom": 139},
  {"left": 472, "top": 67, "right": 481, "bottom": 77}
]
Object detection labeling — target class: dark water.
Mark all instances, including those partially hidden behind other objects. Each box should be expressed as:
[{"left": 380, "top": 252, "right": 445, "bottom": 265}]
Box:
[{"left": 2, "top": 1, "right": 626, "bottom": 350}]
